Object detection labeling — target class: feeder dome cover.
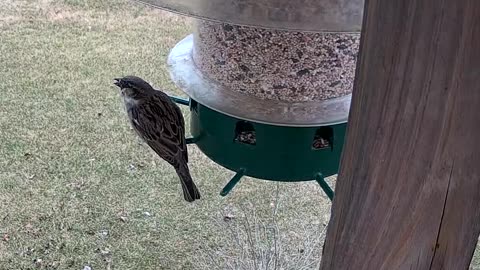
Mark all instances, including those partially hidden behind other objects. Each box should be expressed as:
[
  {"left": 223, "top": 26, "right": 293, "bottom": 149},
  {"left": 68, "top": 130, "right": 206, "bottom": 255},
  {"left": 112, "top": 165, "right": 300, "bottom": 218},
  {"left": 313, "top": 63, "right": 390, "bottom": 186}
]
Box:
[{"left": 135, "top": 0, "right": 364, "bottom": 32}]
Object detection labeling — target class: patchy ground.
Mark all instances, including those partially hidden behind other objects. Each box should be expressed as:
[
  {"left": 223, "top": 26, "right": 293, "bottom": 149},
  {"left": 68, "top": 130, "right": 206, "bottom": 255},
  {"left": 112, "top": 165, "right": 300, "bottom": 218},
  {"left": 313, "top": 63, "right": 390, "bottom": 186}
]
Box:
[
  {"left": 0, "top": 0, "right": 478, "bottom": 269},
  {"left": 0, "top": 0, "right": 332, "bottom": 269}
]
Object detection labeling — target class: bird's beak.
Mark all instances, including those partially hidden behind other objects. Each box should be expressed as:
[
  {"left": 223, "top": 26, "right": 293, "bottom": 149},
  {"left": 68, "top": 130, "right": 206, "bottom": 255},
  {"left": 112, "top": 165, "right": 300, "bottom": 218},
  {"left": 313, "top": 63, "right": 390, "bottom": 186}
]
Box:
[{"left": 113, "top": 78, "right": 122, "bottom": 88}]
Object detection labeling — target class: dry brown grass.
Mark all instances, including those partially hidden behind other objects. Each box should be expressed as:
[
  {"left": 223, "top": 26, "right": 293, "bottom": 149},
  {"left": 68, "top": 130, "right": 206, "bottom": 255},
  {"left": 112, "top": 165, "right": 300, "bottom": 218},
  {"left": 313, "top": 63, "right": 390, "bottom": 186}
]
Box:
[{"left": 0, "top": 1, "right": 332, "bottom": 269}]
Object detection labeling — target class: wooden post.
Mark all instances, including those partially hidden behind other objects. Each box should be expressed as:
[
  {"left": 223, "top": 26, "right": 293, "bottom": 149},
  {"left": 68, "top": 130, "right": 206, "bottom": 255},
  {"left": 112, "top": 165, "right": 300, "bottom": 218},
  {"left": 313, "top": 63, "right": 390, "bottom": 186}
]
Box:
[{"left": 320, "top": 0, "right": 480, "bottom": 269}]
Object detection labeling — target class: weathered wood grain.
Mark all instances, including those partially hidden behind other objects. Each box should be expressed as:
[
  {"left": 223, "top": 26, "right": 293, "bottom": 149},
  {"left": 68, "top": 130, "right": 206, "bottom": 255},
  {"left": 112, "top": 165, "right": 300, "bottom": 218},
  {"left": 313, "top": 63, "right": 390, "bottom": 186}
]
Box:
[{"left": 320, "top": 0, "right": 480, "bottom": 269}]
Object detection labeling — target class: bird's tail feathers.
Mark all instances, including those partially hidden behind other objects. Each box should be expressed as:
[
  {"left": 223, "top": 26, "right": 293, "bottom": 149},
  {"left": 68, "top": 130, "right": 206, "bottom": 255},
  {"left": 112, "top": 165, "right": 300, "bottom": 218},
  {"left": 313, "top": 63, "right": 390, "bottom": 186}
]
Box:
[{"left": 175, "top": 164, "right": 201, "bottom": 202}]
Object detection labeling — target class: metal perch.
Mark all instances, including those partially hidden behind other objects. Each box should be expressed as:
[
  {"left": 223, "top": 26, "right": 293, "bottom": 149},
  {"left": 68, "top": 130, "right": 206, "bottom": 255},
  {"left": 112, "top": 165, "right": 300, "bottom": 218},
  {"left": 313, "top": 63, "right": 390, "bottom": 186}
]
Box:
[
  {"left": 168, "top": 95, "right": 198, "bottom": 144},
  {"left": 169, "top": 95, "right": 190, "bottom": 106}
]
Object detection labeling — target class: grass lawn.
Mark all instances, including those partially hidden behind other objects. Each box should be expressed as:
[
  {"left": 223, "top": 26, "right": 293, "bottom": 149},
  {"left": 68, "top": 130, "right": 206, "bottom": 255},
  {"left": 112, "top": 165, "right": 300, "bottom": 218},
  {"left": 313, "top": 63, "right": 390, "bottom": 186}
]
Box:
[{"left": 0, "top": 0, "right": 478, "bottom": 269}]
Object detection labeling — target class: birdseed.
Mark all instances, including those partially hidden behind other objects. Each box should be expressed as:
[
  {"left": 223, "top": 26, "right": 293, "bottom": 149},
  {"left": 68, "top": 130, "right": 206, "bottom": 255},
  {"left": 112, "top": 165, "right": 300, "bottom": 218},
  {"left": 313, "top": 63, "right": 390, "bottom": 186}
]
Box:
[
  {"left": 312, "top": 137, "right": 331, "bottom": 150},
  {"left": 235, "top": 131, "right": 256, "bottom": 145},
  {"left": 192, "top": 21, "right": 360, "bottom": 102}
]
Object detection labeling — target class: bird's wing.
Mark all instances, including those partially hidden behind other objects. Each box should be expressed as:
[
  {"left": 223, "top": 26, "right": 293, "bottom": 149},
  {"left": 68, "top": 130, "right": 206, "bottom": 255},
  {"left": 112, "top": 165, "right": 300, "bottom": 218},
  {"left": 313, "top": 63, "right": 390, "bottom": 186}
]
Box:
[
  {"left": 170, "top": 99, "right": 188, "bottom": 163},
  {"left": 129, "top": 95, "right": 187, "bottom": 166}
]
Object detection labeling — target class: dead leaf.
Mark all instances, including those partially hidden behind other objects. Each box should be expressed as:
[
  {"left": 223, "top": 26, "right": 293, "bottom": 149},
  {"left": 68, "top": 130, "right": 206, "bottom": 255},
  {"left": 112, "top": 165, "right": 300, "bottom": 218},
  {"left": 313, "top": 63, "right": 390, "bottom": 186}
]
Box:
[
  {"left": 48, "top": 261, "right": 59, "bottom": 268},
  {"left": 99, "top": 247, "right": 111, "bottom": 256},
  {"left": 106, "top": 262, "right": 112, "bottom": 270},
  {"left": 2, "top": 233, "right": 9, "bottom": 242},
  {"left": 223, "top": 214, "right": 235, "bottom": 222},
  {"left": 117, "top": 210, "right": 128, "bottom": 223},
  {"left": 323, "top": 213, "right": 331, "bottom": 226},
  {"left": 25, "top": 223, "right": 40, "bottom": 236},
  {"left": 99, "top": 230, "right": 109, "bottom": 238},
  {"left": 128, "top": 164, "right": 136, "bottom": 173},
  {"left": 34, "top": 258, "right": 43, "bottom": 267}
]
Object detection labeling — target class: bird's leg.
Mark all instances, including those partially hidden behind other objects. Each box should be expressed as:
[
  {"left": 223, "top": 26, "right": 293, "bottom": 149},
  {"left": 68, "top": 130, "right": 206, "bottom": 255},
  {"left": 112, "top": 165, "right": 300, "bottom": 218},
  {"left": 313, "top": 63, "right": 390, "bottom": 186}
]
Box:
[
  {"left": 169, "top": 95, "right": 190, "bottom": 106},
  {"left": 220, "top": 168, "right": 246, "bottom": 196},
  {"left": 315, "top": 173, "right": 334, "bottom": 201}
]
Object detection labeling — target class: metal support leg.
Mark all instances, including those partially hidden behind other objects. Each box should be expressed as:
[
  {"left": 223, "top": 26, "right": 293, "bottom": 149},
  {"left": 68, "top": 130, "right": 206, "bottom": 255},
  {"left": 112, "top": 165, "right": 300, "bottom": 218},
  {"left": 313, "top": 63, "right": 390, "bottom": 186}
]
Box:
[
  {"left": 315, "top": 173, "right": 334, "bottom": 201},
  {"left": 169, "top": 95, "right": 190, "bottom": 106},
  {"left": 220, "top": 168, "right": 246, "bottom": 196},
  {"left": 185, "top": 137, "right": 198, "bottom": 144}
]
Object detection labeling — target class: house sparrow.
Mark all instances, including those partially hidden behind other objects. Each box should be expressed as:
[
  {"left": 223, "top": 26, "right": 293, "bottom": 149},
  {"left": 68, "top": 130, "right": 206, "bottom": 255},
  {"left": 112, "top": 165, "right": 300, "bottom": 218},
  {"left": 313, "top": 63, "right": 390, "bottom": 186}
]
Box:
[{"left": 114, "top": 75, "right": 200, "bottom": 202}]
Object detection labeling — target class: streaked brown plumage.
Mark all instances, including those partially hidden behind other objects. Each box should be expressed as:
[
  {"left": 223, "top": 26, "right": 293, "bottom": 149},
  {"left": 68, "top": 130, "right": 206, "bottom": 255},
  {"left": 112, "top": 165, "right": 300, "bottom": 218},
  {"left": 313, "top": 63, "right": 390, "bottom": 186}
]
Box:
[{"left": 114, "top": 75, "right": 200, "bottom": 202}]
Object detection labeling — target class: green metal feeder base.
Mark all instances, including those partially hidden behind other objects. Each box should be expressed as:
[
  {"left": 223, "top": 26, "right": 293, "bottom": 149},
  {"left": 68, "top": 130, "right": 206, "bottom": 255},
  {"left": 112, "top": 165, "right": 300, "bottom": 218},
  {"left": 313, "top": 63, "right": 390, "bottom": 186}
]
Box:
[
  {"left": 166, "top": 36, "right": 351, "bottom": 201},
  {"left": 170, "top": 96, "right": 346, "bottom": 200}
]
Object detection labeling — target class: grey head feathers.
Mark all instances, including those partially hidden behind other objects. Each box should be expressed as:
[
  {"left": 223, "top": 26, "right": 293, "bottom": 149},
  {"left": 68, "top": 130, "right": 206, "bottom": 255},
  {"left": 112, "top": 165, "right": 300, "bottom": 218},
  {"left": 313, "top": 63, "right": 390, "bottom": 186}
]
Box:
[{"left": 113, "top": 75, "right": 156, "bottom": 99}]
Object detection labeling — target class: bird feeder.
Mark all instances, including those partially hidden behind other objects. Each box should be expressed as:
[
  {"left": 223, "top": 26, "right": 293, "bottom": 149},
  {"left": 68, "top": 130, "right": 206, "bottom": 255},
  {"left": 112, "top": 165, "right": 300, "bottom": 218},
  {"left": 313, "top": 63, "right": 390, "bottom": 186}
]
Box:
[{"left": 136, "top": 0, "right": 364, "bottom": 200}]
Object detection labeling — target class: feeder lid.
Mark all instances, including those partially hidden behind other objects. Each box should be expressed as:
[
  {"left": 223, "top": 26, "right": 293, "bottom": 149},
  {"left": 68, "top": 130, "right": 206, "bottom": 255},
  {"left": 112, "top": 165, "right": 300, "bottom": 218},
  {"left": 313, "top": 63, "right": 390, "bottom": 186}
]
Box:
[
  {"left": 167, "top": 35, "right": 351, "bottom": 127},
  {"left": 135, "top": 0, "right": 363, "bottom": 32}
]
